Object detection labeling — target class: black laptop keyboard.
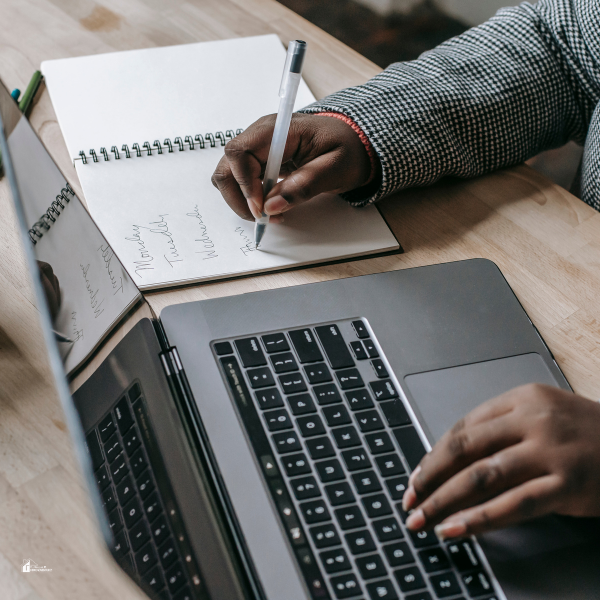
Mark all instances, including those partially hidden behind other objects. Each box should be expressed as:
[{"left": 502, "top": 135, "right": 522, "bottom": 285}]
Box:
[
  {"left": 85, "top": 382, "right": 201, "bottom": 600},
  {"left": 214, "top": 319, "right": 500, "bottom": 600}
]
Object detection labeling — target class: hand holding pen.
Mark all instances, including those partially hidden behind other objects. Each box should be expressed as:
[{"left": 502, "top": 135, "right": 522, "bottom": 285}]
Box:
[{"left": 211, "top": 43, "right": 375, "bottom": 239}]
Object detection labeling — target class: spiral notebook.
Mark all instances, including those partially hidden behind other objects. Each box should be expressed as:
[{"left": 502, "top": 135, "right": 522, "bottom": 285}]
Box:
[{"left": 41, "top": 35, "right": 400, "bottom": 290}]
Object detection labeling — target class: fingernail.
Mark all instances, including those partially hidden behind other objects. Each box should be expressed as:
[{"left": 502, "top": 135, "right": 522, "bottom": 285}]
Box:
[
  {"left": 402, "top": 485, "right": 417, "bottom": 512},
  {"left": 264, "top": 195, "right": 290, "bottom": 215},
  {"left": 435, "top": 520, "right": 467, "bottom": 541},
  {"left": 408, "top": 465, "right": 421, "bottom": 488},
  {"left": 406, "top": 508, "right": 426, "bottom": 531}
]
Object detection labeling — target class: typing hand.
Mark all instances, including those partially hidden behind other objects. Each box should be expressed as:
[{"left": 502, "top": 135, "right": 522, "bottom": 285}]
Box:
[
  {"left": 211, "top": 113, "right": 374, "bottom": 221},
  {"left": 402, "top": 384, "right": 600, "bottom": 539},
  {"left": 37, "top": 260, "right": 61, "bottom": 320}
]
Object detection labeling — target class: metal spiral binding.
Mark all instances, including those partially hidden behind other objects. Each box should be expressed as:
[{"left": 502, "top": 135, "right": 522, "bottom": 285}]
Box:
[
  {"left": 28, "top": 183, "right": 76, "bottom": 245},
  {"left": 75, "top": 129, "right": 244, "bottom": 164}
]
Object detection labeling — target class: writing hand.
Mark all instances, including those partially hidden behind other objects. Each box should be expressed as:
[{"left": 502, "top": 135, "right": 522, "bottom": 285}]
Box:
[
  {"left": 402, "top": 384, "right": 600, "bottom": 539},
  {"left": 37, "top": 260, "right": 61, "bottom": 320},
  {"left": 211, "top": 114, "right": 374, "bottom": 220}
]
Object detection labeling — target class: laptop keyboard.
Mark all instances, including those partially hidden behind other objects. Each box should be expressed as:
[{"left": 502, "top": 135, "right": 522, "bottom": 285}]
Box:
[
  {"left": 84, "top": 382, "right": 202, "bottom": 600},
  {"left": 214, "top": 319, "right": 500, "bottom": 600}
]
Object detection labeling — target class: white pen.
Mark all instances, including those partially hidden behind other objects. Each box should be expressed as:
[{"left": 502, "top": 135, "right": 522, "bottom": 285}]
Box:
[{"left": 255, "top": 40, "right": 307, "bottom": 248}]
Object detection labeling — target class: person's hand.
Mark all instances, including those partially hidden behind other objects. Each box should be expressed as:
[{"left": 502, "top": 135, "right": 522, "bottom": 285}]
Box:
[
  {"left": 37, "top": 260, "right": 61, "bottom": 320},
  {"left": 402, "top": 384, "right": 600, "bottom": 540},
  {"left": 211, "top": 113, "right": 374, "bottom": 221}
]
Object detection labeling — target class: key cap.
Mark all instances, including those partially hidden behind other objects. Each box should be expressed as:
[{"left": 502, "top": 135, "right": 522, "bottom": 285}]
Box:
[
  {"left": 349, "top": 340, "right": 368, "bottom": 360},
  {"left": 98, "top": 414, "right": 116, "bottom": 442},
  {"left": 352, "top": 320, "right": 369, "bottom": 339},
  {"left": 334, "top": 505, "right": 366, "bottom": 530},
  {"left": 305, "top": 436, "right": 336, "bottom": 459},
  {"left": 351, "top": 470, "right": 382, "bottom": 495},
  {"left": 287, "top": 393, "right": 316, "bottom": 415},
  {"left": 123, "top": 495, "right": 143, "bottom": 528},
  {"left": 341, "top": 448, "right": 371, "bottom": 471},
  {"left": 291, "top": 476, "right": 321, "bottom": 500},
  {"left": 304, "top": 363, "right": 332, "bottom": 384},
  {"left": 372, "top": 517, "right": 403, "bottom": 542},
  {"left": 356, "top": 554, "right": 387, "bottom": 579},
  {"left": 323, "top": 404, "right": 352, "bottom": 427},
  {"left": 446, "top": 539, "right": 481, "bottom": 571},
  {"left": 151, "top": 514, "right": 170, "bottom": 545},
  {"left": 409, "top": 529, "right": 438, "bottom": 548},
  {"left": 313, "top": 383, "right": 342, "bottom": 405},
  {"left": 325, "top": 482, "right": 355, "bottom": 506},
  {"left": 247, "top": 367, "right": 276, "bottom": 389},
  {"left": 144, "top": 492, "right": 162, "bottom": 522},
  {"left": 143, "top": 563, "right": 166, "bottom": 595},
  {"left": 383, "top": 541, "right": 414, "bottom": 567},
  {"left": 297, "top": 414, "right": 326, "bottom": 437},
  {"left": 462, "top": 570, "right": 493, "bottom": 597},
  {"left": 404, "top": 593, "right": 433, "bottom": 600},
  {"left": 129, "top": 518, "right": 150, "bottom": 552},
  {"left": 283, "top": 453, "right": 311, "bottom": 476},
  {"left": 110, "top": 452, "right": 128, "bottom": 484},
  {"left": 136, "top": 470, "right": 155, "bottom": 499},
  {"left": 362, "top": 493, "right": 392, "bottom": 518},
  {"left": 289, "top": 329, "right": 323, "bottom": 363},
  {"left": 395, "top": 566, "right": 426, "bottom": 593},
  {"left": 330, "top": 573, "right": 362, "bottom": 599},
  {"left": 159, "top": 537, "right": 179, "bottom": 570},
  {"left": 380, "top": 399, "right": 411, "bottom": 427},
  {"left": 395, "top": 502, "right": 410, "bottom": 523},
  {"left": 355, "top": 410, "right": 385, "bottom": 432},
  {"left": 315, "top": 325, "right": 355, "bottom": 369},
  {"left": 95, "top": 464, "right": 110, "bottom": 491},
  {"left": 116, "top": 474, "right": 136, "bottom": 506},
  {"left": 213, "top": 341, "right": 233, "bottom": 355},
  {"left": 310, "top": 523, "right": 341, "bottom": 548},
  {"left": 135, "top": 541, "right": 158, "bottom": 576},
  {"left": 86, "top": 430, "right": 104, "bottom": 471},
  {"left": 272, "top": 431, "right": 302, "bottom": 454},
  {"left": 386, "top": 476, "right": 409, "bottom": 500},
  {"left": 365, "top": 432, "right": 395, "bottom": 455},
  {"left": 430, "top": 572, "right": 461, "bottom": 597},
  {"left": 345, "top": 388, "right": 374, "bottom": 411},
  {"left": 102, "top": 485, "right": 117, "bottom": 513},
  {"left": 270, "top": 352, "right": 299, "bottom": 373},
  {"left": 369, "top": 380, "right": 398, "bottom": 401},
  {"left": 115, "top": 396, "right": 135, "bottom": 434},
  {"left": 419, "top": 548, "right": 450, "bottom": 573},
  {"left": 363, "top": 339, "right": 379, "bottom": 358},
  {"left": 108, "top": 506, "right": 123, "bottom": 533},
  {"left": 320, "top": 547, "right": 351, "bottom": 574},
  {"left": 393, "top": 427, "right": 427, "bottom": 471},
  {"left": 103, "top": 433, "right": 123, "bottom": 464},
  {"left": 264, "top": 408, "right": 293, "bottom": 431},
  {"left": 235, "top": 337, "right": 267, "bottom": 367},
  {"left": 371, "top": 359, "right": 389, "bottom": 379},
  {"left": 262, "top": 333, "right": 290, "bottom": 353},
  {"left": 278, "top": 372, "right": 307, "bottom": 394},
  {"left": 113, "top": 529, "right": 129, "bottom": 557},
  {"left": 128, "top": 382, "right": 142, "bottom": 401},
  {"left": 332, "top": 426, "right": 362, "bottom": 448},
  {"left": 130, "top": 448, "right": 149, "bottom": 479},
  {"left": 165, "top": 561, "right": 186, "bottom": 594},
  {"left": 300, "top": 499, "right": 331, "bottom": 524},
  {"left": 346, "top": 529, "right": 376, "bottom": 555},
  {"left": 375, "top": 454, "right": 405, "bottom": 478},
  {"left": 336, "top": 368, "right": 364, "bottom": 390},
  {"left": 255, "top": 388, "right": 284, "bottom": 410},
  {"left": 315, "top": 459, "right": 345, "bottom": 483},
  {"left": 366, "top": 579, "right": 397, "bottom": 599},
  {"left": 123, "top": 426, "right": 142, "bottom": 457}
]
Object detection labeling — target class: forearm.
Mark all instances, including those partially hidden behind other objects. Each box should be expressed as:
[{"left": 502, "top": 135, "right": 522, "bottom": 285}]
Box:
[{"left": 300, "top": 0, "right": 596, "bottom": 205}]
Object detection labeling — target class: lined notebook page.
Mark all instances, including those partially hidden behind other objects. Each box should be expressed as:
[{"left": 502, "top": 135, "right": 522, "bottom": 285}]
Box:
[
  {"left": 8, "top": 116, "right": 140, "bottom": 373},
  {"left": 42, "top": 35, "right": 399, "bottom": 290}
]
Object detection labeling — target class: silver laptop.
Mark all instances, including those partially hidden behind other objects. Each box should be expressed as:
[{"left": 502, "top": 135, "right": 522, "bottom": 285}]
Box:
[{"left": 2, "top": 78, "right": 598, "bottom": 600}]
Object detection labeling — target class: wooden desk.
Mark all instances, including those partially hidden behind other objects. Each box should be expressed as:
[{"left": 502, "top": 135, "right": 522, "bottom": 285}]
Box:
[{"left": 1, "top": 1, "right": 599, "bottom": 598}]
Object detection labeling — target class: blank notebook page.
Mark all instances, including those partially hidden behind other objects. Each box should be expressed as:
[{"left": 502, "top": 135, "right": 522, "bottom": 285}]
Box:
[{"left": 42, "top": 35, "right": 399, "bottom": 290}]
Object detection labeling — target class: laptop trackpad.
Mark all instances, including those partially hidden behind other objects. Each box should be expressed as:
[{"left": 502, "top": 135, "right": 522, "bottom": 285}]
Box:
[{"left": 404, "top": 352, "right": 559, "bottom": 443}]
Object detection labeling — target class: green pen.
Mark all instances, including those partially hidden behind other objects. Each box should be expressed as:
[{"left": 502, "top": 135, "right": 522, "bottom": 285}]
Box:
[{"left": 18, "top": 70, "right": 42, "bottom": 115}]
